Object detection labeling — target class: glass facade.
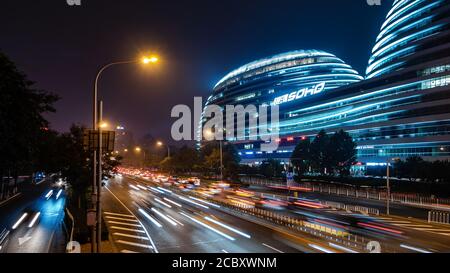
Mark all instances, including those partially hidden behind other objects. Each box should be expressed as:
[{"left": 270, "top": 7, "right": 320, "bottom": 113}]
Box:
[{"left": 202, "top": 0, "right": 450, "bottom": 169}]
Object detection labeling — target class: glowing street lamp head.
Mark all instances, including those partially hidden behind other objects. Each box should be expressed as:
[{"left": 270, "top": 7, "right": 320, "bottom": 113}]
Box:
[
  {"left": 99, "top": 122, "right": 108, "bottom": 129},
  {"left": 157, "top": 141, "right": 163, "bottom": 146},
  {"left": 142, "top": 55, "right": 159, "bottom": 64},
  {"left": 135, "top": 147, "right": 142, "bottom": 152}
]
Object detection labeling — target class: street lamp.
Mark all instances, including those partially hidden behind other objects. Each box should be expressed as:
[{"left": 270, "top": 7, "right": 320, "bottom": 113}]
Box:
[
  {"left": 204, "top": 129, "right": 225, "bottom": 182},
  {"left": 157, "top": 141, "right": 171, "bottom": 158},
  {"left": 91, "top": 54, "right": 159, "bottom": 253}
]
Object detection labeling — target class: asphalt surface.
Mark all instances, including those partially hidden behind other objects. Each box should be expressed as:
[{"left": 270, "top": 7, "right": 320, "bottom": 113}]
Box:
[
  {"left": 102, "top": 176, "right": 347, "bottom": 254},
  {"left": 0, "top": 180, "right": 67, "bottom": 253}
]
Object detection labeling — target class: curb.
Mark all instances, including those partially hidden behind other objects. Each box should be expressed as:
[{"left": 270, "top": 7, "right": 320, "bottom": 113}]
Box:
[{"left": 0, "top": 193, "right": 22, "bottom": 208}]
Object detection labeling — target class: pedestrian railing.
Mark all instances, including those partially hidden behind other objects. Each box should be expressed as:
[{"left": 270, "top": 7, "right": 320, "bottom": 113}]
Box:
[
  {"left": 428, "top": 211, "right": 450, "bottom": 225},
  {"left": 240, "top": 176, "right": 450, "bottom": 211}
]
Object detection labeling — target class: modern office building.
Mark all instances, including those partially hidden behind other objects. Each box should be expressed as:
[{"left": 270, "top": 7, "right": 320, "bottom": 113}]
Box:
[{"left": 201, "top": 0, "right": 450, "bottom": 172}]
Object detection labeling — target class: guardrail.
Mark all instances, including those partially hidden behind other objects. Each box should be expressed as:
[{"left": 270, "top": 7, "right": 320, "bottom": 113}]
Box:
[
  {"left": 428, "top": 211, "right": 450, "bottom": 225},
  {"left": 240, "top": 177, "right": 450, "bottom": 210},
  {"left": 321, "top": 201, "right": 380, "bottom": 216},
  {"left": 64, "top": 208, "right": 75, "bottom": 252}
]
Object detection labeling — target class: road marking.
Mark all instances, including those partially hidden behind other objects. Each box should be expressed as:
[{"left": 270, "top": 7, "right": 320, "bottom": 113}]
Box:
[
  {"left": 104, "top": 212, "right": 135, "bottom": 218},
  {"left": 110, "top": 226, "right": 145, "bottom": 233},
  {"left": 116, "top": 240, "right": 153, "bottom": 249},
  {"left": 107, "top": 221, "right": 142, "bottom": 227},
  {"left": 329, "top": 243, "right": 359, "bottom": 253},
  {"left": 18, "top": 236, "right": 32, "bottom": 246},
  {"left": 262, "top": 243, "right": 284, "bottom": 253},
  {"left": 105, "top": 216, "right": 139, "bottom": 222},
  {"left": 121, "top": 249, "right": 139, "bottom": 253},
  {"left": 384, "top": 220, "right": 411, "bottom": 224},
  {"left": 165, "top": 214, "right": 184, "bottom": 226},
  {"left": 113, "top": 233, "right": 150, "bottom": 241},
  {"left": 105, "top": 186, "right": 159, "bottom": 253},
  {"left": 222, "top": 249, "right": 229, "bottom": 253}
]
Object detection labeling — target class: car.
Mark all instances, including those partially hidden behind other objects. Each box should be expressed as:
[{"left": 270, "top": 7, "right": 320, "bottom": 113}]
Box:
[{"left": 188, "top": 177, "right": 201, "bottom": 186}]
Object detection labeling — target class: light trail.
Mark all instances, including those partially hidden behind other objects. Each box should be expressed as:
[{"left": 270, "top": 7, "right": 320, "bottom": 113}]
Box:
[
  {"left": 400, "top": 244, "right": 432, "bottom": 253},
  {"left": 139, "top": 208, "right": 162, "bottom": 228},
  {"left": 151, "top": 208, "right": 178, "bottom": 226},
  {"left": 189, "top": 196, "right": 221, "bottom": 208},
  {"left": 178, "top": 196, "right": 209, "bottom": 209},
  {"left": 205, "top": 216, "right": 251, "bottom": 238},
  {"left": 155, "top": 198, "right": 172, "bottom": 208},
  {"left": 12, "top": 213, "right": 28, "bottom": 230},
  {"left": 329, "top": 243, "right": 359, "bottom": 253},
  {"left": 163, "top": 198, "right": 182, "bottom": 208},
  {"left": 180, "top": 212, "right": 235, "bottom": 241},
  {"left": 28, "top": 212, "right": 41, "bottom": 228},
  {"left": 308, "top": 244, "right": 335, "bottom": 253}
]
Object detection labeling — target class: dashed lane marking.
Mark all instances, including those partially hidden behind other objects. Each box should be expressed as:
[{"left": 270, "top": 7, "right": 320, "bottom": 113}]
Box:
[
  {"left": 110, "top": 226, "right": 145, "bottom": 233},
  {"left": 113, "top": 233, "right": 150, "bottom": 241},
  {"left": 116, "top": 240, "right": 153, "bottom": 249}
]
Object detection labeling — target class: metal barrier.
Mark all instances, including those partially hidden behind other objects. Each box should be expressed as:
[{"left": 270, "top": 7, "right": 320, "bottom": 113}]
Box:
[
  {"left": 241, "top": 176, "right": 450, "bottom": 210},
  {"left": 428, "top": 211, "right": 450, "bottom": 224}
]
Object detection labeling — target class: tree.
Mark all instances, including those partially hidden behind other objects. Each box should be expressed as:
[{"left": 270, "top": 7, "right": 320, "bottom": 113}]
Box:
[
  {"left": 0, "top": 51, "right": 58, "bottom": 198},
  {"left": 291, "top": 138, "right": 311, "bottom": 175},
  {"left": 309, "top": 130, "right": 331, "bottom": 174},
  {"left": 200, "top": 141, "right": 241, "bottom": 180},
  {"left": 259, "top": 159, "right": 285, "bottom": 178},
  {"left": 328, "top": 130, "right": 357, "bottom": 176}
]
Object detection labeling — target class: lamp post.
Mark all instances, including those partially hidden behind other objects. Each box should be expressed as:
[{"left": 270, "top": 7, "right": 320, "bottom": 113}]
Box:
[
  {"left": 91, "top": 55, "right": 158, "bottom": 253},
  {"left": 205, "top": 129, "right": 224, "bottom": 182},
  {"left": 135, "top": 147, "right": 146, "bottom": 168},
  {"left": 157, "top": 141, "right": 171, "bottom": 158}
]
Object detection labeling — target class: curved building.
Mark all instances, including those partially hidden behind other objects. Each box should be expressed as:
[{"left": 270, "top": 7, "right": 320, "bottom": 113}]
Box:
[{"left": 202, "top": 0, "right": 450, "bottom": 172}]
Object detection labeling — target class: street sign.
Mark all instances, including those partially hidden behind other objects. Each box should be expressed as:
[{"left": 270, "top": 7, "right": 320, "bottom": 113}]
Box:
[{"left": 83, "top": 130, "right": 116, "bottom": 152}]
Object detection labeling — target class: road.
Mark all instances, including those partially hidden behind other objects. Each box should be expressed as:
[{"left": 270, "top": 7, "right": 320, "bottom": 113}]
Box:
[
  {"left": 0, "top": 180, "right": 67, "bottom": 253},
  {"left": 102, "top": 176, "right": 350, "bottom": 254}
]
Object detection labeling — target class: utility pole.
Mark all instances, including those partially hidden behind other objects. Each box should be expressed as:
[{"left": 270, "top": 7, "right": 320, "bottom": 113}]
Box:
[
  {"left": 386, "top": 158, "right": 391, "bottom": 215},
  {"left": 220, "top": 140, "right": 223, "bottom": 181},
  {"left": 96, "top": 100, "right": 103, "bottom": 253}
]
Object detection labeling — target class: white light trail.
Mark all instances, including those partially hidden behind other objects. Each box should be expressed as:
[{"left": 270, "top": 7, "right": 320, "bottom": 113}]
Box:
[
  {"left": 45, "top": 190, "right": 53, "bottom": 200},
  {"left": 56, "top": 189, "right": 63, "bottom": 200},
  {"left": 180, "top": 212, "right": 235, "bottom": 241},
  {"left": 151, "top": 208, "right": 177, "bottom": 226},
  {"left": 157, "top": 187, "right": 173, "bottom": 193},
  {"left": 400, "top": 244, "right": 432, "bottom": 253},
  {"left": 28, "top": 212, "right": 41, "bottom": 228},
  {"left": 130, "top": 185, "right": 140, "bottom": 191},
  {"left": 138, "top": 208, "right": 162, "bottom": 228},
  {"left": 12, "top": 213, "right": 28, "bottom": 230},
  {"left": 178, "top": 196, "right": 209, "bottom": 209},
  {"left": 149, "top": 187, "right": 165, "bottom": 194},
  {"left": 308, "top": 244, "right": 335, "bottom": 253},
  {"left": 189, "top": 197, "right": 220, "bottom": 208},
  {"left": 154, "top": 198, "right": 172, "bottom": 208},
  {"left": 205, "top": 217, "right": 251, "bottom": 238},
  {"left": 163, "top": 198, "right": 182, "bottom": 208},
  {"left": 329, "top": 243, "right": 359, "bottom": 253},
  {"left": 137, "top": 185, "right": 147, "bottom": 190}
]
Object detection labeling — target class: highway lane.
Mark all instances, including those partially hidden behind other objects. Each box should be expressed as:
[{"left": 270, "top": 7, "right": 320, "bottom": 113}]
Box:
[
  {"left": 102, "top": 176, "right": 344, "bottom": 253},
  {"left": 243, "top": 186, "right": 450, "bottom": 252},
  {"left": 0, "top": 182, "right": 66, "bottom": 253}
]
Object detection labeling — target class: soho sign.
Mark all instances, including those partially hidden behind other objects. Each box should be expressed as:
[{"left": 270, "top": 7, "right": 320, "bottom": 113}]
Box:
[{"left": 273, "top": 82, "right": 326, "bottom": 106}]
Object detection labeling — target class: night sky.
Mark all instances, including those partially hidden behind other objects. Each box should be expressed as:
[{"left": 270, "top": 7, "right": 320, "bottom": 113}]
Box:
[{"left": 1, "top": 0, "right": 392, "bottom": 145}]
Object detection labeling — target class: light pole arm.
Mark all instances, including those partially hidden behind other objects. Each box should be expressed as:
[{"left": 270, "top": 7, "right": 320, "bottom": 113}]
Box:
[{"left": 93, "top": 60, "right": 137, "bottom": 130}]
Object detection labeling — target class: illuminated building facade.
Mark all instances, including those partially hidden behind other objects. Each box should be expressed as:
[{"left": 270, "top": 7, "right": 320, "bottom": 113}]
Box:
[{"left": 202, "top": 0, "right": 450, "bottom": 171}]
